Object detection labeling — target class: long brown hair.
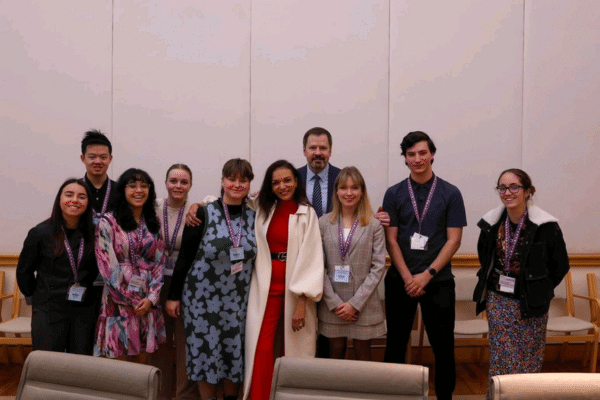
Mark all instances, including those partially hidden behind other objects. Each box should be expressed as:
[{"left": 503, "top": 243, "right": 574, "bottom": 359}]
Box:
[{"left": 329, "top": 166, "right": 373, "bottom": 226}]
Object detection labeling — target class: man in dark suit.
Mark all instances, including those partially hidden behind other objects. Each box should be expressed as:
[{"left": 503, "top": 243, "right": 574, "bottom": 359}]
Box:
[
  {"left": 297, "top": 127, "right": 340, "bottom": 217},
  {"left": 297, "top": 127, "right": 341, "bottom": 359}
]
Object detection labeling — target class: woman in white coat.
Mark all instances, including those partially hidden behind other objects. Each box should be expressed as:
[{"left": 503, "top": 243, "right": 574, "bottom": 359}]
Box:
[{"left": 244, "top": 159, "right": 323, "bottom": 400}]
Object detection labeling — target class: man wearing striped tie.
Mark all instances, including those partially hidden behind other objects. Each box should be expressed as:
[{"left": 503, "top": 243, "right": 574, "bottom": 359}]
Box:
[{"left": 297, "top": 127, "right": 340, "bottom": 218}]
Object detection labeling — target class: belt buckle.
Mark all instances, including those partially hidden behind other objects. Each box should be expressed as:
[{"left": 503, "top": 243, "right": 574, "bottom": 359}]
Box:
[{"left": 278, "top": 252, "right": 287, "bottom": 262}]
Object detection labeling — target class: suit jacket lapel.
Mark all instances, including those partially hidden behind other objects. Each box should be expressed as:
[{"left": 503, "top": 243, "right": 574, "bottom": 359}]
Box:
[
  {"left": 347, "top": 223, "right": 366, "bottom": 256},
  {"left": 326, "top": 169, "right": 335, "bottom": 213}
]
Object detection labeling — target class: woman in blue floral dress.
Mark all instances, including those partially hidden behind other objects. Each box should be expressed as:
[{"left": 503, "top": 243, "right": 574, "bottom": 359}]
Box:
[{"left": 166, "top": 159, "right": 256, "bottom": 400}]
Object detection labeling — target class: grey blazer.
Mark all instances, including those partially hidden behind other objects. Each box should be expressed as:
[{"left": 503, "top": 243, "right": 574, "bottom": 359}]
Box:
[{"left": 318, "top": 215, "right": 386, "bottom": 326}]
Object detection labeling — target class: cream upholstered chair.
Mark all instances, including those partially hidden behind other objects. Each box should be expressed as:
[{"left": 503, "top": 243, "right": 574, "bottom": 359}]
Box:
[
  {"left": 453, "top": 272, "right": 489, "bottom": 362},
  {"left": 270, "top": 356, "right": 428, "bottom": 400},
  {"left": 16, "top": 350, "right": 160, "bottom": 400},
  {"left": 0, "top": 271, "right": 32, "bottom": 347},
  {"left": 490, "top": 372, "right": 600, "bottom": 399},
  {"left": 546, "top": 271, "right": 599, "bottom": 372},
  {"left": 416, "top": 272, "right": 489, "bottom": 363}
]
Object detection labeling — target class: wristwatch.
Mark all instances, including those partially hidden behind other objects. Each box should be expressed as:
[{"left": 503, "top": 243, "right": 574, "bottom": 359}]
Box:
[{"left": 427, "top": 267, "right": 437, "bottom": 277}]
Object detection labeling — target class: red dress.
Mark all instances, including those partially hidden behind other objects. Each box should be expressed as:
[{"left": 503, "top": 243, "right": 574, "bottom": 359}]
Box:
[{"left": 250, "top": 200, "right": 298, "bottom": 399}]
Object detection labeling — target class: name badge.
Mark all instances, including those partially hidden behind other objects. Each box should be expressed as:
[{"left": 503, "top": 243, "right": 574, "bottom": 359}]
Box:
[
  {"left": 231, "top": 261, "right": 244, "bottom": 275},
  {"left": 128, "top": 275, "right": 146, "bottom": 293},
  {"left": 164, "top": 257, "right": 175, "bottom": 276},
  {"left": 334, "top": 265, "right": 350, "bottom": 283},
  {"left": 230, "top": 247, "right": 244, "bottom": 261},
  {"left": 410, "top": 232, "right": 429, "bottom": 250},
  {"left": 67, "top": 284, "right": 86, "bottom": 302},
  {"left": 498, "top": 275, "right": 516, "bottom": 294}
]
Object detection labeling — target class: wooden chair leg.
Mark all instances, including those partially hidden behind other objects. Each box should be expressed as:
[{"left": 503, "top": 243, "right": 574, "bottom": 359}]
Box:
[{"left": 590, "top": 329, "right": 598, "bottom": 373}]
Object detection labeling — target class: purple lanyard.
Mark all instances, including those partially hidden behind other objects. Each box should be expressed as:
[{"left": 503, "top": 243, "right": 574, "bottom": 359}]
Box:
[
  {"left": 406, "top": 175, "right": 438, "bottom": 233},
  {"left": 504, "top": 210, "right": 527, "bottom": 271},
  {"left": 222, "top": 201, "right": 244, "bottom": 248},
  {"left": 83, "top": 175, "right": 111, "bottom": 217},
  {"left": 62, "top": 226, "right": 84, "bottom": 283},
  {"left": 338, "top": 217, "right": 359, "bottom": 262},
  {"left": 163, "top": 200, "right": 185, "bottom": 255},
  {"left": 127, "top": 217, "right": 145, "bottom": 268}
]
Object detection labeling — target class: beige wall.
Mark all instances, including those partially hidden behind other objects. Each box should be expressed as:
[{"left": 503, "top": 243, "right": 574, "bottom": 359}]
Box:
[{"left": 1, "top": 0, "right": 599, "bottom": 255}]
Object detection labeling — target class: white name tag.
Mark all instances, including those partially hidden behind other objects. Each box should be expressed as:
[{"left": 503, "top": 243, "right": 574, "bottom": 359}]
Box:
[
  {"left": 230, "top": 247, "right": 244, "bottom": 261},
  {"left": 67, "top": 284, "right": 86, "bottom": 302},
  {"left": 334, "top": 265, "right": 350, "bottom": 283},
  {"left": 164, "top": 257, "right": 174, "bottom": 276},
  {"left": 498, "top": 275, "right": 516, "bottom": 294},
  {"left": 410, "top": 232, "right": 429, "bottom": 251},
  {"left": 231, "top": 261, "right": 244, "bottom": 275},
  {"left": 128, "top": 275, "right": 145, "bottom": 293}
]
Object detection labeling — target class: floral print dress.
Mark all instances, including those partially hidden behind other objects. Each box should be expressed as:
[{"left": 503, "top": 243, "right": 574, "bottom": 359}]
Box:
[
  {"left": 485, "top": 217, "right": 547, "bottom": 399},
  {"left": 181, "top": 200, "right": 256, "bottom": 384},
  {"left": 94, "top": 213, "right": 166, "bottom": 358}
]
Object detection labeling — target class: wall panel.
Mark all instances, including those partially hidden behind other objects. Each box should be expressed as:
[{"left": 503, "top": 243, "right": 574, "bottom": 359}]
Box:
[
  {"left": 112, "top": 0, "right": 251, "bottom": 200},
  {"left": 250, "top": 0, "right": 389, "bottom": 205},
  {"left": 0, "top": 0, "right": 112, "bottom": 251},
  {"left": 523, "top": 0, "right": 600, "bottom": 253},
  {"left": 389, "top": 0, "right": 524, "bottom": 253}
]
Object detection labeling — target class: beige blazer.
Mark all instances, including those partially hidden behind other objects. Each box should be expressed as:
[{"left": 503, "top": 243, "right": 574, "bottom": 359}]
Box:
[
  {"left": 318, "top": 215, "right": 386, "bottom": 326},
  {"left": 243, "top": 203, "right": 324, "bottom": 399}
]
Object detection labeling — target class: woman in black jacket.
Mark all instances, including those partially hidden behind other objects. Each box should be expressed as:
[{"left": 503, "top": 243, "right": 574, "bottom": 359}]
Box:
[
  {"left": 17, "top": 178, "right": 98, "bottom": 354},
  {"left": 473, "top": 169, "right": 569, "bottom": 399}
]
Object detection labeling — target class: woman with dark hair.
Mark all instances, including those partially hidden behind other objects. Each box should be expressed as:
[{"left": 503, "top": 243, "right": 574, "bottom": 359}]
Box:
[
  {"left": 473, "top": 168, "right": 569, "bottom": 398},
  {"left": 166, "top": 159, "right": 256, "bottom": 400},
  {"left": 318, "top": 166, "right": 386, "bottom": 361},
  {"left": 17, "top": 178, "right": 98, "bottom": 354},
  {"left": 94, "top": 168, "right": 166, "bottom": 362},
  {"left": 244, "top": 159, "right": 324, "bottom": 400}
]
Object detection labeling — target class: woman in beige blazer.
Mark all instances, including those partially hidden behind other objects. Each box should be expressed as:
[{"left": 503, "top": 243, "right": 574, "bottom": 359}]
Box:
[
  {"left": 244, "top": 160, "right": 323, "bottom": 400},
  {"left": 318, "top": 166, "right": 386, "bottom": 360}
]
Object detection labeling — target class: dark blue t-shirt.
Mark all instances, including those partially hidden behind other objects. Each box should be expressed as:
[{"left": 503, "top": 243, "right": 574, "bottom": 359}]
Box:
[{"left": 383, "top": 174, "right": 467, "bottom": 282}]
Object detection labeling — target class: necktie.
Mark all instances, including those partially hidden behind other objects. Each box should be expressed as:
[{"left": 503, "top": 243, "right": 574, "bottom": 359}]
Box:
[{"left": 312, "top": 175, "right": 323, "bottom": 217}]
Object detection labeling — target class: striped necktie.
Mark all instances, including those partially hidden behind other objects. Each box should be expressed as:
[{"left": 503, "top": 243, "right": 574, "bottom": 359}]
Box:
[{"left": 312, "top": 175, "right": 323, "bottom": 217}]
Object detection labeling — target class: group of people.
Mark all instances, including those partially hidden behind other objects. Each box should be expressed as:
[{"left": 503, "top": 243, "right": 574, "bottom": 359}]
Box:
[{"left": 16, "top": 127, "right": 569, "bottom": 400}]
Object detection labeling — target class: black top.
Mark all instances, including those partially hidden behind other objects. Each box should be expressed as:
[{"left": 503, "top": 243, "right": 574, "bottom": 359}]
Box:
[
  {"left": 474, "top": 208, "right": 570, "bottom": 318},
  {"left": 383, "top": 174, "right": 467, "bottom": 282},
  {"left": 167, "top": 200, "right": 243, "bottom": 300},
  {"left": 88, "top": 177, "right": 118, "bottom": 214},
  {"left": 16, "top": 221, "right": 98, "bottom": 305}
]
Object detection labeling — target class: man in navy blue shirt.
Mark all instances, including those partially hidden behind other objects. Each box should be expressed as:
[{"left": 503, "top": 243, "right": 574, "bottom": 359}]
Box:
[{"left": 383, "top": 131, "right": 466, "bottom": 400}]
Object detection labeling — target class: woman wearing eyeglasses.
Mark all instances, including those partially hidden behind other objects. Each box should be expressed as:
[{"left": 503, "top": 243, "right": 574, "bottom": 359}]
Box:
[
  {"left": 473, "top": 168, "right": 569, "bottom": 399},
  {"left": 94, "top": 168, "right": 166, "bottom": 362}
]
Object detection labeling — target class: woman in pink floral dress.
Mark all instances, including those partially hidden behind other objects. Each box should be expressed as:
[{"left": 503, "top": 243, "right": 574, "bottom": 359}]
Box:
[{"left": 94, "top": 168, "right": 166, "bottom": 362}]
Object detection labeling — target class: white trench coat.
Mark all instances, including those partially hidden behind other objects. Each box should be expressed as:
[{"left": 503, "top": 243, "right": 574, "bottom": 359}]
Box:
[{"left": 243, "top": 203, "right": 324, "bottom": 398}]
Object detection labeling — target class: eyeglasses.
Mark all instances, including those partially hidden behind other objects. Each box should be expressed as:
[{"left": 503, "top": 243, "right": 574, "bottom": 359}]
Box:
[
  {"left": 496, "top": 184, "right": 523, "bottom": 194},
  {"left": 126, "top": 183, "right": 150, "bottom": 190}
]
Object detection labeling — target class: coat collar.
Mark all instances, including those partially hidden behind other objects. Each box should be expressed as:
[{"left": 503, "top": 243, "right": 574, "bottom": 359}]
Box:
[
  {"left": 481, "top": 202, "right": 558, "bottom": 227},
  {"left": 296, "top": 204, "right": 310, "bottom": 215}
]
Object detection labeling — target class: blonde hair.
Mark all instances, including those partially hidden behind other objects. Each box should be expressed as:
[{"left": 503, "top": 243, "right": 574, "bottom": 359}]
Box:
[{"left": 329, "top": 166, "right": 373, "bottom": 226}]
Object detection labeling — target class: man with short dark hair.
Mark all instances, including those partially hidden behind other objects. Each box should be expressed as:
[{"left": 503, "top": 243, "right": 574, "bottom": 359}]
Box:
[
  {"left": 80, "top": 129, "right": 117, "bottom": 354},
  {"left": 382, "top": 131, "right": 466, "bottom": 400},
  {"left": 80, "top": 129, "right": 117, "bottom": 217},
  {"left": 298, "top": 127, "right": 340, "bottom": 217}
]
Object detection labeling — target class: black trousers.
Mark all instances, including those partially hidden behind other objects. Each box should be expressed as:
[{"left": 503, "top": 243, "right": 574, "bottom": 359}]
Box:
[
  {"left": 384, "top": 270, "right": 456, "bottom": 400},
  {"left": 31, "top": 297, "right": 97, "bottom": 355}
]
